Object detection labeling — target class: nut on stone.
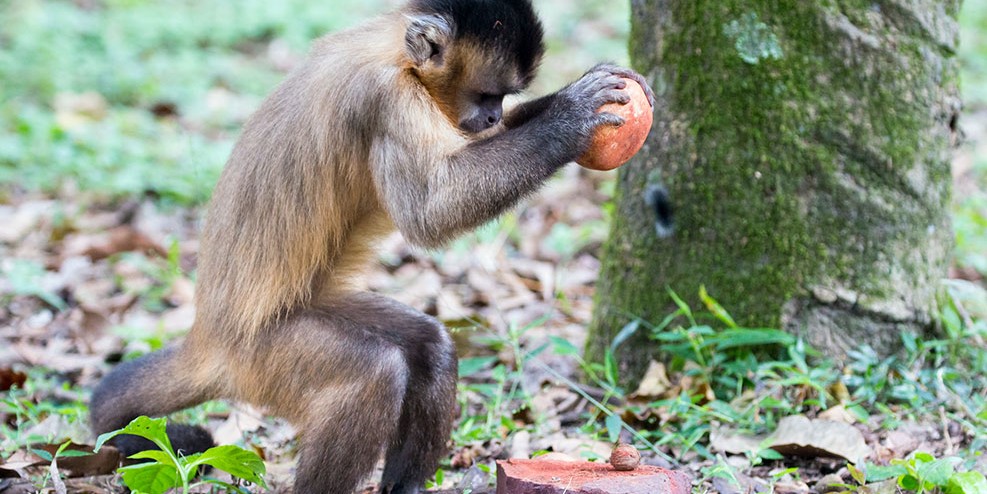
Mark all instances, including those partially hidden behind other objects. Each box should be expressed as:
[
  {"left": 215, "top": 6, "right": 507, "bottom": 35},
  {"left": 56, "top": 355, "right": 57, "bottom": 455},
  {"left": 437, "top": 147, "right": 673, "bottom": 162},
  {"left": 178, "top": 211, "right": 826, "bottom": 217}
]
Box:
[{"left": 609, "top": 443, "right": 641, "bottom": 471}]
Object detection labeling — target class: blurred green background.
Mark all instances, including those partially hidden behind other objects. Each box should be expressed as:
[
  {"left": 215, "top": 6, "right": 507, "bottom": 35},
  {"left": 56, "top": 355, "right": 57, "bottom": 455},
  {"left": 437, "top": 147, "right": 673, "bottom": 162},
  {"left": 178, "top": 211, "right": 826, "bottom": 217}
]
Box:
[
  {"left": 0, "top": 0, "right": 985, "bottom": 277},
  {"left": 0, "top": 0, "right": 630, "bottom": 203}
]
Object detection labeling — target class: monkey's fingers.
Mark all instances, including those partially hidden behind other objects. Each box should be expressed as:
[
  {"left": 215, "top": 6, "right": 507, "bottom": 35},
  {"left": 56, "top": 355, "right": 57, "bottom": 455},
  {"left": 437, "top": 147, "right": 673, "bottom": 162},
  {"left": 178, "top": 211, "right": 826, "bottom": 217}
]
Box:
[
  {"left": 619, "top": 71, "right": 655, "bottom": 108},
  {"left": 593, "top": 112, "right": 626, "bottom": 128},
  {"left": 596, "top": 88, "right": 632, "bottom": 108},
  {"left": 589, "top": 63, "right": 656, "bottom": 108}
]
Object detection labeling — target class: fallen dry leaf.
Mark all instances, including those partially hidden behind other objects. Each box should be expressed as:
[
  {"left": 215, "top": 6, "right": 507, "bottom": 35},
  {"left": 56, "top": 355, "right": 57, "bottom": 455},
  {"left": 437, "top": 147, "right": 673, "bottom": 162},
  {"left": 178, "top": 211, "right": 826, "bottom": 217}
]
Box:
[
  {"left": 0, "top": 449, "right": 46, "bottom": 478},
  {"left": 709, "top": 427, "right": 765, "bottom": 455},
  {"left": 64, "top": 225, "right": 167, "bottom": 262},
  {"left": 213, "top": 405, "right": 268, "bottom": 445},
  {"left": 0, "top": 367, "right": 27, "bottom": 391},
  {"left": 630, "top": 360, "right": 672, "bottom": 399},
  {"left": 766, "top": 415, "right": 871, "bottom": 462},
  {"left": 818, "top": 404, "right": 858, "bottom": 424},
  {"left": 0, "top": 201, "right": 56, "bottom": 244}
]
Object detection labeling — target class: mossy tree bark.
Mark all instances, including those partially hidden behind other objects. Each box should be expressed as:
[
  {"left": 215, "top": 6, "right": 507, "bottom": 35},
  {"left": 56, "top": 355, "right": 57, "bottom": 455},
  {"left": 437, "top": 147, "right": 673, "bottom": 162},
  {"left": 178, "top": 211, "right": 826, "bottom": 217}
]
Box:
[{"left": 587, "top": 0, "right": 961, "bottom": 381}]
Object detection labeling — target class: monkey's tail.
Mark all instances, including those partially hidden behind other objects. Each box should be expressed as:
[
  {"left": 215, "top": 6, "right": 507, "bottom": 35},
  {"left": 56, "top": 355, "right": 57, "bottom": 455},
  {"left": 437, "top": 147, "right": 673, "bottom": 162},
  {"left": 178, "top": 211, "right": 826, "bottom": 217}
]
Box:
[{"left": 90, "top": 346, "right": 216, "bottom": 457}]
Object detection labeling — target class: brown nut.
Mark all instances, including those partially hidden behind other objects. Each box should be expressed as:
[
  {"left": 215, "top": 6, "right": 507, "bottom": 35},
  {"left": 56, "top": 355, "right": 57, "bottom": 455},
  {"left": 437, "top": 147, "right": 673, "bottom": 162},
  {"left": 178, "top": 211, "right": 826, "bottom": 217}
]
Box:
[
  {"left": 576, "top": 78, "right": 654, "bottom": 171},
  {"left": 609, "top": 443, "right": 641, "bottom": 471}
]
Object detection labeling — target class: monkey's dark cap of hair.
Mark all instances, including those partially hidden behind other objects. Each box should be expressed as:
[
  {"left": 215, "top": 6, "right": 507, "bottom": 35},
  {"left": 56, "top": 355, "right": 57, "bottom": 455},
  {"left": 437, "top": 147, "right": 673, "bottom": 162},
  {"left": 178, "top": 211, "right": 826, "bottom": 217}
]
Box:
[{"left": 411, "top": 0, "right": 545, "bottom": 79}]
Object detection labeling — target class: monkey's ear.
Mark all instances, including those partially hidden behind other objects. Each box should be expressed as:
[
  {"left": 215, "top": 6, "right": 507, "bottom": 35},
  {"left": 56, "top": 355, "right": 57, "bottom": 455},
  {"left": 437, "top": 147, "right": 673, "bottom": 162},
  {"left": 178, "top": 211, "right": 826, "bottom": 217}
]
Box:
[{"left": 405, "top": 14, "right": 453, "bottom": 67}]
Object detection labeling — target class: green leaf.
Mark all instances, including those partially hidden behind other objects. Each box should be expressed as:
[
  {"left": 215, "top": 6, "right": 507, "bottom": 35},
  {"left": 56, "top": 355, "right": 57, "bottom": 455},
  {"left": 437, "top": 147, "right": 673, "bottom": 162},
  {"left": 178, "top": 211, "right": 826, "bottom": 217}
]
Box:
[
  {"left": 899, "top": 474, "right": 921, "bottom": 491},
  {"left": 847, "top": 464, "right": 865, "bottom": 485},
  {"left": 458, "top": 356, "right": 497, "bottom": 378},
  {"left": 54, "top": 441, "right": 72, "bottom": 457},
  {"left": 846, "top": 403, "right": 870, "bottom": 422},
  {"left": 699, "top": 285, "right": 737, "bottom": 328},
  {"left": 187, "top": 445, "right": 266, "bottom": 487},
  {"left": 757, "top": 448, "right": 784, "bottom": 460},
  {"left": 129, "top": 450, "right": 174, "bottom": 464},
  {"left": 604, "top": 350, "right": 619, "bottom": 385},
  {"left": 94, "top": 416, "right": 172, "bottom": 454},
  {"left": 3, "top": 259, "right": 68, "bottom": 311},
  {"left": 54, "top": 450, "right": 93, "bottom": 458},
  {"left": 604, "top": 414, "right": 622, "bottom": 444},
  {"left": 611, "top": 319, "right": 641, "bottom": 352},
  {"left": 771, "top": 467, "right": 799, "bottom": 479},
  {"left": 118, "top": 462, "right": 182, "bottom": 494},
  {"left": 917, "top": 456, "right": 960, "bottom": 486},
  {"left": 525, "top": 342, "right": 549, "bottom": 359},
  {"left": 713, "top": 328, "right": 795, "bottom": 350},
  {"left": 652, "top": 309, "right": 682, "bottom": 333},
  {"left": 30, "top": 449, "right": 53, "bottom": 461},
  {"left": 667, "top": 288, "right": 693, "bottom": 321},
  {"left": 947, "top": 471, "right": 987, "bottom": 494},
  {"left": 550, "top": 336, "right": 580, "bottom": 356}
]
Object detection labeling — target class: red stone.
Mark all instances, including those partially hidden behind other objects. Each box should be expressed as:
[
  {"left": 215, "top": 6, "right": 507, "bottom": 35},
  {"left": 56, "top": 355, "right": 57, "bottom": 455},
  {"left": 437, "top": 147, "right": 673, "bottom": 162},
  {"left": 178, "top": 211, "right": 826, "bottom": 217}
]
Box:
[{"left": 496, "top": 459, "right": 691, "bottom": 494}]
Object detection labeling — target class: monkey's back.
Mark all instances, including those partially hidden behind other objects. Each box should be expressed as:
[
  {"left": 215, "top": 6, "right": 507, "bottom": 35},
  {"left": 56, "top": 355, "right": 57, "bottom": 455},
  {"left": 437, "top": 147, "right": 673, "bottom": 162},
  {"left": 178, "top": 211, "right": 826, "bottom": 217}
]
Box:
[{"left": 191, "top": 14, "right": 413, "bottom": 345}]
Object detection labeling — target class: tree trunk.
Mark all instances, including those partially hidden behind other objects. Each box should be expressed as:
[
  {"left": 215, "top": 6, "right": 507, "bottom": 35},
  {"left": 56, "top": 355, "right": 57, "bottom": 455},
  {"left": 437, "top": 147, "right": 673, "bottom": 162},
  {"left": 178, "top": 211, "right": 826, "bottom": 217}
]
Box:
[{"left": 587, "top": 0, "right": 961, "bottom": 380}]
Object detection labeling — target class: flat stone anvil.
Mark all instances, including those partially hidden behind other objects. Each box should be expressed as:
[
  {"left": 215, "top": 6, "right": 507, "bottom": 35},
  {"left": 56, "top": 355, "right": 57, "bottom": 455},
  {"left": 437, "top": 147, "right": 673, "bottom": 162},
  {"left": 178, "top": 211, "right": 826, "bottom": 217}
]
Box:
[{"left": 496, "top": 459, "right": 691, "bottom": 494}]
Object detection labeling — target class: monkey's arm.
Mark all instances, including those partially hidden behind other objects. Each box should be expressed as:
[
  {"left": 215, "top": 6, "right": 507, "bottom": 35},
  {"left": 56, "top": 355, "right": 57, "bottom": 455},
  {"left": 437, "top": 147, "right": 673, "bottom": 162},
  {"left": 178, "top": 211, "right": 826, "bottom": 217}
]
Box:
[
  {"left": 374, "top": 67, "right": 632, "bottom": 248},
  {"left": 502, "top": 95, "right": 553, "bottom": 129}
]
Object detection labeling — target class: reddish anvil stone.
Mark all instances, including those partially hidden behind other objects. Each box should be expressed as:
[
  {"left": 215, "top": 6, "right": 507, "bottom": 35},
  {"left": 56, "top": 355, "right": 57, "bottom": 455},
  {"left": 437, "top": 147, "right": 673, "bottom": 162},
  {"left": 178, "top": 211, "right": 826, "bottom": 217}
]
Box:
[{"left": 496, "top": 459, "right": 691, "bottom": 494}]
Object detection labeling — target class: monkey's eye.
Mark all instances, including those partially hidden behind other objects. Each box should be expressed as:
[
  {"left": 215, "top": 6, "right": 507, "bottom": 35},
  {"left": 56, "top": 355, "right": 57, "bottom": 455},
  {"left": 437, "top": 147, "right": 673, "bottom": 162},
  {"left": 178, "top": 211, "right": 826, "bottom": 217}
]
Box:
[
  {"left": 476, "top": 93, "right": 504, "bottom": 108},
  {"left": 428, "top": 41, "right": 442, "bottom": 61}
]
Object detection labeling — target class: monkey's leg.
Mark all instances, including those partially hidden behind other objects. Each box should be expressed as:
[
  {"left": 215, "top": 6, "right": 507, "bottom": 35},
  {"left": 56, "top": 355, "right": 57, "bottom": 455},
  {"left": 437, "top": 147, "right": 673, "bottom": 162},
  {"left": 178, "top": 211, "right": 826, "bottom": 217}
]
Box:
[
  {"left": 244, "top": 306, "right": 404, "bottom": 493},
  {"left": 295, "top": 368, "right": 407, "bottom": 493},
  {"left": 249, "top": 296, "right": 455, "bottom": 494},
  {"left": 373, "top": 301, "right": 457, "bottom": 494},
  {"left": 90, "top": 346, "right": 218, "bottom": 456}
]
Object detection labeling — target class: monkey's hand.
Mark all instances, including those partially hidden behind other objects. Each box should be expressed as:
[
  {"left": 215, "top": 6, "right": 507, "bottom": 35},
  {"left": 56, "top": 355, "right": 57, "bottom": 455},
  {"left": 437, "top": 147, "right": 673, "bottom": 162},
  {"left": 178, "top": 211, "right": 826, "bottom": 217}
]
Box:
[
  {"left": 538, "top": 65, "right": 639, "bottom": 158},
  {"left": 504, "top": 65, "right": 653, "bottom": 138},
  {"left": 586, "top": 63, "right": 656, "bottom": 108}
]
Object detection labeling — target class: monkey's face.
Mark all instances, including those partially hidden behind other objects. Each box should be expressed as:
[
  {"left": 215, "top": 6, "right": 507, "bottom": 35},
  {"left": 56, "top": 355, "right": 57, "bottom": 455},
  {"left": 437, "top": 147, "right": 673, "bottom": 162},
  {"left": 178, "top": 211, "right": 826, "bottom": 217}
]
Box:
[{"left": 416, "top": 42, "right": 526, "bottom": 135}]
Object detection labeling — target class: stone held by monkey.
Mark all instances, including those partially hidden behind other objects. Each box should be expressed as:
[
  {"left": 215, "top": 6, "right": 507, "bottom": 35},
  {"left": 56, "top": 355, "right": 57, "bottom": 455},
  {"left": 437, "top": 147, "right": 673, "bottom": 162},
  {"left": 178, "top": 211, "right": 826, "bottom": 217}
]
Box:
[
  {"left": 89, "top": 0, "right": 654, "bottom": 493},
  {"left": 577, "top": 77, "right": 655, "bottom": 171}
]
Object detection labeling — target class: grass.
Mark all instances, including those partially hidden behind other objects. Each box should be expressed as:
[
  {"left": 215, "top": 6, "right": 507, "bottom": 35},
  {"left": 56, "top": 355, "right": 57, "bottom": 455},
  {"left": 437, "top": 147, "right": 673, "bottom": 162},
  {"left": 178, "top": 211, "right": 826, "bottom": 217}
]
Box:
[
  {"left": 0, "top": 370, "right": 89, "bottom": 457},
  {"left": 0, "top": 0, "right": 395, "bottom": 204}
]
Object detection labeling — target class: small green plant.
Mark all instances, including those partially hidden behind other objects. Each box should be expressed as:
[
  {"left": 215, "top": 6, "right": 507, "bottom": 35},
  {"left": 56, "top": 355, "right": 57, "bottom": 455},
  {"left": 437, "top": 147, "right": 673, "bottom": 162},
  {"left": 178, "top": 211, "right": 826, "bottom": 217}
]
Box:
[
  {"left": 34, "top": 440, "right": 93, "bottom": 492},
  {"left": 0, "top": 259, "right": 67, "bottom": 310},
  {"left": 888, "top": 453, "right": 987, "bottom": 494},
  {"left": 549, "top": 334, "right": 623, "bottom": 405},
  {"left": 425, "top": 467, "right": 444, "bottom": 489},
  {"left": 452, "top": 315, "right": 558, "bottom": 447},
  {"left": 699, "top": 456, "right": 745, "bottom": 491},
  {"left": 94, "top": 416, "right": 266, "bottom": 494},
  {"left": 845, "top": 454, "right": 987, "bottom": 494},
  {"left": 114, "top": 239, "right": 187, "bottom": 313},
  {"left": 610, "top": 288, "right": 838, "bottom": 459},
  {"left": 0, "top": 372, "right": 89, "bottom": 456}
]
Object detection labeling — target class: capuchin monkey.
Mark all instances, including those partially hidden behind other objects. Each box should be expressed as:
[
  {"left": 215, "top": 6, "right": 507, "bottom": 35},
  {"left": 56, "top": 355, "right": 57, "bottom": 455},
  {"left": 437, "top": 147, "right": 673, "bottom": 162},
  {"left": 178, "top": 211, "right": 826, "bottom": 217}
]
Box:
[{"left": 90, "top": 0, "right": 654, "bottom": 492}]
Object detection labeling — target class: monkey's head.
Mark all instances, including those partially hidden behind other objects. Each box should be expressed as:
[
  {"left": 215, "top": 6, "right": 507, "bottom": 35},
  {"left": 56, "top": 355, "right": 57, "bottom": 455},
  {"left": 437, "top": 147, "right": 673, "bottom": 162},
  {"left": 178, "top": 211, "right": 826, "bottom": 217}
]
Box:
[{"left": 405, "top": 0, "right": 544, "bottom": 134}]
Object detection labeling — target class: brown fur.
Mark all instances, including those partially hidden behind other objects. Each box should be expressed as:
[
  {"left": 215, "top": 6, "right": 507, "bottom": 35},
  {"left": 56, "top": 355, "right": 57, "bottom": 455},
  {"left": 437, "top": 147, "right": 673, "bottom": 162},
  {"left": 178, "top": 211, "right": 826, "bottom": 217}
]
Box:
[{"left": 91, "top": 2, "right": 650, "bottom": 492}]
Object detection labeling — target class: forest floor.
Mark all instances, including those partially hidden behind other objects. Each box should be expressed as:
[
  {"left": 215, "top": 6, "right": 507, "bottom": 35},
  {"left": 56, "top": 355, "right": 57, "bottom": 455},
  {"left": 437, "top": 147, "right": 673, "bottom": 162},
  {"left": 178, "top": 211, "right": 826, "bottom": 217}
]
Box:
[
  {"left": 2, "top": 1, "right": 987, "bottom": 493},
  {"left": 1, "top": 110, "right": 986, "bottom": 492}
]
